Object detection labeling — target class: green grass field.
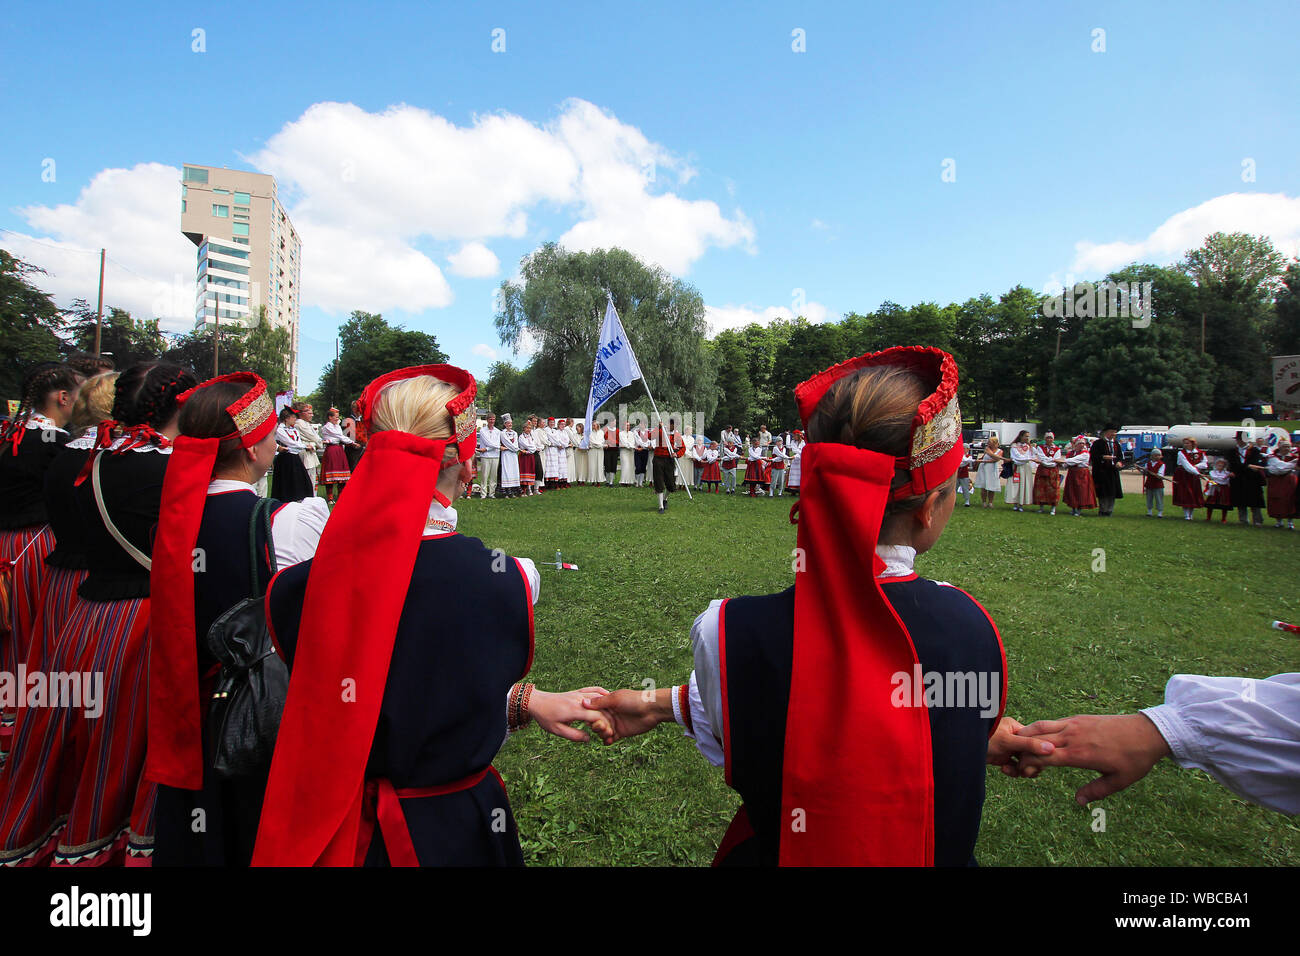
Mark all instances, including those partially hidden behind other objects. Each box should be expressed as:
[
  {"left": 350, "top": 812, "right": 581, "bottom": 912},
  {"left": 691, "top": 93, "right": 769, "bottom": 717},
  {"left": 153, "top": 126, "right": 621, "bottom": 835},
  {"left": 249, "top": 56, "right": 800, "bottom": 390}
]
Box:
[{"left": 455, "top": 482, "right": 1300, "bottom": 866}]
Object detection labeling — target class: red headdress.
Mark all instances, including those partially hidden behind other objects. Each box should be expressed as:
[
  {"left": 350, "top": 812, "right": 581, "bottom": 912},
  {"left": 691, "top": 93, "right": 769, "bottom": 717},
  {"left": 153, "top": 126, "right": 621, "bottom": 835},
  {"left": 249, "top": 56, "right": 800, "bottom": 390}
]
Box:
[
  {"left": 253, "top": 364, "right": 476, "bottom": 866},
  {"left": 781, "top": 346, "right": 962, "bottom": 865},
  {"left": 146, "top": 372, "right": 276, "bottom": 790}
]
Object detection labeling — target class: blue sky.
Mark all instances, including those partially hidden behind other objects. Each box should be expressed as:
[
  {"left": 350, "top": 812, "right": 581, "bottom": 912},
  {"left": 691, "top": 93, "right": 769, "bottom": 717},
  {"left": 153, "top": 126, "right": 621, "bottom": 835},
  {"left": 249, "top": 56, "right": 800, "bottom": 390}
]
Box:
[{"left": 2, "top": 0, "right": 1297, "bottom": 392}]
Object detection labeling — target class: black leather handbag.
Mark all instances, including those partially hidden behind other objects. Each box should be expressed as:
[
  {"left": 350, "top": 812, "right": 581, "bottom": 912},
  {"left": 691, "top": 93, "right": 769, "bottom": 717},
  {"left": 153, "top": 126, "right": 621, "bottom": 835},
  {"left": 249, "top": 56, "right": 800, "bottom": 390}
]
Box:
[{"left": 204, "top": 497, "right": 289, "bottom": 779}]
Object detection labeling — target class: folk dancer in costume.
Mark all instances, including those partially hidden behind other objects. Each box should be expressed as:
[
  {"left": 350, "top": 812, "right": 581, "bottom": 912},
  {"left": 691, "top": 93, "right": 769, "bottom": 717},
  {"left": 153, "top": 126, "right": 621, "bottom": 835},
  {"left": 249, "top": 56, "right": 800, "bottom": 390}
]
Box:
[
  {"left": 1205, "top": 458, "right": 1233, "bottom": 523},
  {"left": 0, "top": 363, "right": 197, "bottom": 867},
  {"left": 146, "top": 372, "right": 328, "bottom": 866},
  {"left": 720, "top": 440, "right": 741, "bottom": 494},
  {"left": 0, "top": 363, "right": 81, "bottom": 759},
  {"left": 585, "top": 420, "right": 604, "bottom": 485},
  {"left": 517, "top": 420, "right": 539, "bottom": 495},
  {"left": 700, "top": 441, "right": 722, "bottom": 492},
  {"left": 585, "top": 347, "right": 1046, "bottom": 866},
  {"left": 1230, "top": 431, "right": 1266, "bottom": 526},
  {"left": 601, "top": 421, "right": 620, "bottom": 486},
  {"left": 1090, "top": 425, "right": 1124, "bottom": 517},
  {"left": 633, "top": 426, "right": 651, "bottom": 487},
  {"left": 768, "top": 440, "right": 791, "bottom": 496},
  {"left": 1143, "top": 453, "right": 1167, "bottom": 517},
  {"left": 786, "top": 429, "right": 806, "bottom": 495},
  {"left": 497, "top": 414, "right": 521, "bottom": 499},
  {"left": 742, "top": 435, "right": 768, "bottom": 497},
  {"left": 272, "top": 407, "right": 315, "bottom": 503},
  {"left": 1032, "top": 434, "right": 1061, "bottom": 515},
  {"left": 1061, "top": 437, "right": 1097, "bottom": 517},
  {"left": 652, "top": 419, "right": 686, "bottom": 514},
  {"left": 342, "top": 405, "right": 366, "bottom": 472},
  {"left": 531, "top": 416, "right": 548, "bottom": 493},
  {"left": 1255, "top": 442, "right": 1297, "bottom": 529},
  {"left": 616, "top": 422, "right": 634, "bottom": 486},
  {"left": 565, "top": 419, "right": 581, "bottom": 486},
  {"left": 1005, "top": 431, "right": 1035, "bottom": 512},
  {"left": 25, "top": 372, "right": 119, "bottom": 687},
  {"left": 549, "top": 417, "right": 572, "bottom": 490},
  {"left": 320, "top": 407, "right": 356, "bottom": 505},
  {"left": 295, "top": 403, "right": 325, "bottom": 491},
  {"left": 973, "top": 436, "right": 1003, "bottom": 508},
  {"left": 686, "top": 437, "right": 703, "bottom": 489},
  {"left": 1172, "top": 437, "right": 1208, "bottom": 521},
  {"left": 476, "top": 413, "right": 502, "bottom": 500},
  {"left": 252, "top": 365, "right": 610, "bottom": 866},
  {"left": 956, "top": 443, "right": 973, "bottom": 506},
  {"left": 680, "top": 432, "right": 696, "bottom": 488}
]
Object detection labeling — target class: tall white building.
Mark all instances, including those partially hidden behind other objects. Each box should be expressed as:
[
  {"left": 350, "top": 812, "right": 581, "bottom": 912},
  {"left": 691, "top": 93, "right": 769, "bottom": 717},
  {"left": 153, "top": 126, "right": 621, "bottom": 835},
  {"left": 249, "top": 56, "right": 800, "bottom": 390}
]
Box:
[{"left": 180, "top": 164, "right": 302, "bottom": 389}]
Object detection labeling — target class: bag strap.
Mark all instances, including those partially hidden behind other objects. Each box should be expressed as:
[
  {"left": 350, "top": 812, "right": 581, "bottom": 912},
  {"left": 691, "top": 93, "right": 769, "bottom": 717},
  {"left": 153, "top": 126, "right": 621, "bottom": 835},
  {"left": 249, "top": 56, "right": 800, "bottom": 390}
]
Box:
[
  {"left": 92, "top": 453, "right": 151, "bottom": 571},
  {"left": 248, "top": 496, "right": 278, "bottom": 597}
]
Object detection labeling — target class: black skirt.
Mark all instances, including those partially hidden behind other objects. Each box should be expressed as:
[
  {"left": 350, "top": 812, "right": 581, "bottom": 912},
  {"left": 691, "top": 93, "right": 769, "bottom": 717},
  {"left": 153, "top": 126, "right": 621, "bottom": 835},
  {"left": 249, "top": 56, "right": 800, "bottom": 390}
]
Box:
[{"left": 271, "top": 452, "right": 314, "bottom": 502}]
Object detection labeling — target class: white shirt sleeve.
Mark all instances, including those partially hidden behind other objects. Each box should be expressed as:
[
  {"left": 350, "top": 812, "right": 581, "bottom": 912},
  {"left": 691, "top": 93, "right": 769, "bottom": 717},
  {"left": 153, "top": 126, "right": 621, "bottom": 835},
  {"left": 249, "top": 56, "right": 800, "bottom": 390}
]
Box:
[
  {"left": 678, "top": 601, "right": 726, "bottom": 767},
  {"left": 270, "top": 496, "right": 330, "bottom": 567},
  {"left": 515, "top": 556, "right": 541, "bottom": 605},
  {"left": 1142, "top": 673, "right": 1300, "bottom": 815}
]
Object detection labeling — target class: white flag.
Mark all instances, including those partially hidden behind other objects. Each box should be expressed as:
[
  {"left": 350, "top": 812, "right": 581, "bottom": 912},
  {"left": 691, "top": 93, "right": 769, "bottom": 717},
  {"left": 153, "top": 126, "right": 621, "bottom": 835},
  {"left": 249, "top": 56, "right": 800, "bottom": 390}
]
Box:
[{"left": 584, "top": 296, "right": 642, "bottom": 438}]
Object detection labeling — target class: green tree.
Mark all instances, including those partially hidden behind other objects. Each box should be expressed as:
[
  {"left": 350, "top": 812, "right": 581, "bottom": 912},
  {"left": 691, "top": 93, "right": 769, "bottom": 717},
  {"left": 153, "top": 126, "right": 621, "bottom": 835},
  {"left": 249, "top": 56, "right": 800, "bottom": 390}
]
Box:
[
  {"left": 1267, "top": 262, "right": 1300, "bottom": 358},
  {"left": 769, "top": 319, "right": 845, "bottom": 428},
  {"left": 0, "top": 250, "right": 66, "bottom": 401},
  {"left": 243, "top": 306, "right": 293, "bottom": 394},
  {"left": 1180, "top": 232, "right": 1286, "bottom": 414},
  {"left": 161, "top": 326, "right": 248, "bottom": 378},
  {"left": 317, "top": 311, "right": 449, "bottom": 412},
  {"left": 1053, "top": 309, "right": 1213, "bottom": 433},
  {"left": 495, "top": 244, "right": 718, "bottom": 425},
  {"left": 710, "top": 331, "right": 758, "bottom": 433},
  {"left": 63, "top": 300, "right": 166, "bottom": 369}
]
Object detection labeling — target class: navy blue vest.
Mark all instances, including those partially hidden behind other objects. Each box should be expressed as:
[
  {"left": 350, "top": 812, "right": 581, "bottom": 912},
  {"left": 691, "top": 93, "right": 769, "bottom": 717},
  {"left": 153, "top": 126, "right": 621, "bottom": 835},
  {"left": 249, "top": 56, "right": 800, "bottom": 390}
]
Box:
[
  {"left": 43, "top": 446, "right": 93, "bottom": 569},
  {"left": 719, "top": 578, "right": 1005, "bottom": 866},
  {"left": 266, "top": 532, "right": 533, "bottom": 866}
]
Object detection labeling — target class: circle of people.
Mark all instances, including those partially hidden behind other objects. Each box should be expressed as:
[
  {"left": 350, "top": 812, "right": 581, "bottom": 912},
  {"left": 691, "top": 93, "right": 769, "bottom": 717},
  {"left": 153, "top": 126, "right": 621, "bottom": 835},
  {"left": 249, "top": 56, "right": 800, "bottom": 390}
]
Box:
[
  {"left": 960, "top": 427, "right": 1298, "bottom": 527},
  {"left": 1, "top": 353, "right": 1295, "bottom": 871}
]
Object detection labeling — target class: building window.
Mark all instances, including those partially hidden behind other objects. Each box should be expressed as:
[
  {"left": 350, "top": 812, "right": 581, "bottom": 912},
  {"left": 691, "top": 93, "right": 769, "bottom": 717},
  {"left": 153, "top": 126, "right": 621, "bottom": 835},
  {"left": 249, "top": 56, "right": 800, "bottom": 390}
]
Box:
[
  {"left": 213, "top": 188, "right": 230, "bottom": 195},
  {"left": 181, "top": 200, "right": 186, "bottom": 212},
  {"left": 233, "top": 205, "right": 250, "bottom": 215},
  {"left": 232, "top": 222, "right": 249, "bottom": 237},
  {"left": 234, "top": 192, "right": 250, "bottom": 204},
  {"left": 212, "top": 204, "right": 229, "bottom": 217},
  {"left": 183, "top": 166, "right": 209, "bottom": 183}
]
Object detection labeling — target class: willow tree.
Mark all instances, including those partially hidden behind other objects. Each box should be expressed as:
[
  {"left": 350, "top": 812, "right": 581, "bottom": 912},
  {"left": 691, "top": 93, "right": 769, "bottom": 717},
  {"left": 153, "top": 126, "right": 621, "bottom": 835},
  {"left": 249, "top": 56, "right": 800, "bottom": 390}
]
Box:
[{"left": 495, "top": 244, "right": 717, "bottom": 426}]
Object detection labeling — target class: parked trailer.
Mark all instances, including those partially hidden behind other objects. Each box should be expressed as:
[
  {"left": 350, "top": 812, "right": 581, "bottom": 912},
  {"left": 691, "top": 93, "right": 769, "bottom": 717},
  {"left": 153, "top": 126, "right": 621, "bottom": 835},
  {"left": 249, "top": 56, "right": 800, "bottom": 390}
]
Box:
[{"left": 1163, "top": 423, "right": 1291, "bottom": 453}]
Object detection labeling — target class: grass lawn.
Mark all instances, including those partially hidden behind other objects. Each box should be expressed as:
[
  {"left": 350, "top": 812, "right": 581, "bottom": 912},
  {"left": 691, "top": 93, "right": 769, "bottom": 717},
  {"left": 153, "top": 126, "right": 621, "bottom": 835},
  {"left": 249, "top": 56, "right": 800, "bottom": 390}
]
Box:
[{"left": 453, "top": 481, "right": 1300, "bottom": 866}]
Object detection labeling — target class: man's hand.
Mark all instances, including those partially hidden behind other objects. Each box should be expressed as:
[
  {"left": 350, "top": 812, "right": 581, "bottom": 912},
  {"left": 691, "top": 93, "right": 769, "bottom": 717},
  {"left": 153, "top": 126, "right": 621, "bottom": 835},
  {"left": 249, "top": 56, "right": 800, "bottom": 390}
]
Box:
[
  {"left": 1015, "top": 713, "right": 1172, "bottom": 805},
  {"left": 582, "top": 688, "right": 674, "bottom": 744},
  {"left": 987, "top": 716, "right": 1055, "bottom": 776},
  {"left": 529, "top": 687, "right": 611, "bottom": 742}
]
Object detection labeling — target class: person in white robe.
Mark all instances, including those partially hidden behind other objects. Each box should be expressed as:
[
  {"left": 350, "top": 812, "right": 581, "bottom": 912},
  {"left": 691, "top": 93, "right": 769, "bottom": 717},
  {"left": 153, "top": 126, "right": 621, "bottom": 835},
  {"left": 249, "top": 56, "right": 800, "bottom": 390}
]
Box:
[
  {"left": 570, "top": 420, "right": 587, "bottom": 486},
  {"left": 619, "top": 424, "right": 636, "bottom": 486},
  {"left": 554, "top": 418, "right": 572, "bottom": 488},
  {"left": 498, "top": 413, "right": 521, "bottom": 498},
  {"left": 1005, "top": 432, "right": 1035, "bottom": 510},
  {"left": 787, "top": 431, "right": 805, "bottom": 494},
  {"left": 585, "top": 421, "right": 605, "bottom": 484},
  {"left": 518, "top": 423, "right": 539, "bottom": 496},
  {"left": 686, "top": 436, "right": 702, "bottom": 488}
]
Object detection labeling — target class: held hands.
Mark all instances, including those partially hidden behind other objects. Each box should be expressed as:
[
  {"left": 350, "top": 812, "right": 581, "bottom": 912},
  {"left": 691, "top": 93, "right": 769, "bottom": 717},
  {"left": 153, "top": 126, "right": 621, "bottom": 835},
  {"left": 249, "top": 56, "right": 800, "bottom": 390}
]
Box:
[
  {"left": 987, "top": 716, "right": 1055, "bottom": 775},
  {"left": 581, "top": 688, "right": 675, "bottom": 745},
  {"left": 529, "top": 687, "right": 612, "bottom": 743},
  {"left": 1009, "top": 713, "right": 1172, "bottom": 805}
]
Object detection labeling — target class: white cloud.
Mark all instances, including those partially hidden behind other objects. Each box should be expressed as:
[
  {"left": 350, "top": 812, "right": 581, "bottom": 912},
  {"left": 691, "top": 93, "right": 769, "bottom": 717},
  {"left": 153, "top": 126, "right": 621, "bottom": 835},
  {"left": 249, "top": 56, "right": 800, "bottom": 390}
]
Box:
[
  {"left": 471, "top": 343, "right": 498, "bottom": 360},
  {"left": 1068, "top": 192, "right": 1300, "bottom": 277},
  {"left": 448, "top": 241, "right": 500, "bottom": 279},
  {"left": 705, "top": 300, "right": 831, "bottom": 336},
  {"left": 5, "top": 163, "right": 197, "bottom": 331},
  {"left": 8, "top": 100, "right": 752, "bottom": 335}
]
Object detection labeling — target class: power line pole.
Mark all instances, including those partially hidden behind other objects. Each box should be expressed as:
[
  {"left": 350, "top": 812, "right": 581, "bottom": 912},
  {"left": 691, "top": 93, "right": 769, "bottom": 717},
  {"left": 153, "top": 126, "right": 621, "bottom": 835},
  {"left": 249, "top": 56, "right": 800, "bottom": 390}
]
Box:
[{"left": 94, "top": 249, "right": 105, "bottom": 355}]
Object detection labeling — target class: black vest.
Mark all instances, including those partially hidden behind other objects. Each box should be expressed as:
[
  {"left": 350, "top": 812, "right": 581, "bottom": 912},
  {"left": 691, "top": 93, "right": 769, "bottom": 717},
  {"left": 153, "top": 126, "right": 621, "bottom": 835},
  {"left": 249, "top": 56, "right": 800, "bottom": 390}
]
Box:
[
  {"left": 0, "top": 425, "right": 69, "bottom": 529},
  {"left": 719, "top": 579, "right": 1005, "bottom": 866},
  {"left": 43, "top": 445, "right": 93, "bottom": 569},
  {"left": 75, "top": 448, "right": 168, "bottom": 600}
]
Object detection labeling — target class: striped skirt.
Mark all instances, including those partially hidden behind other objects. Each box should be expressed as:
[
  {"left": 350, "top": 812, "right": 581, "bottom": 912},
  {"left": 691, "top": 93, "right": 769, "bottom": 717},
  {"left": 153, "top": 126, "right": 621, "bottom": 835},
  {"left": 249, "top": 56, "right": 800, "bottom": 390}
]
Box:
[
  {"left": 0, "top": 596, "right": 154, "bottom": 866},
  {"left": 28, "top": 565, "right": 88, "bottom": 677},
  {"left": 0, "top": 526, "right": 55, "bottom": 759},
  {"left": 322, "top": 444, "right": 351, "bottom": 484},
  {"left": 743, "top": 460, "right": 768, "bottom": 484},
  {"left": 519, "top": 449, "right": 536, "bottom": 486}
]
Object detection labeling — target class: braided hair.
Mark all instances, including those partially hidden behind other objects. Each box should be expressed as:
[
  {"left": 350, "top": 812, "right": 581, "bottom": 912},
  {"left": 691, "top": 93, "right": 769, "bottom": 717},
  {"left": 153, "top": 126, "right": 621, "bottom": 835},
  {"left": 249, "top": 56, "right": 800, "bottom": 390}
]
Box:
[
  {"left": 0, "top": 362, "right": 82, "bottom": 458},
  {"left": 66, "top": 352, "right": 116, "bottom": 378},
  {"left": 110, "top": 362, "right": 199, "bottom": 437}
]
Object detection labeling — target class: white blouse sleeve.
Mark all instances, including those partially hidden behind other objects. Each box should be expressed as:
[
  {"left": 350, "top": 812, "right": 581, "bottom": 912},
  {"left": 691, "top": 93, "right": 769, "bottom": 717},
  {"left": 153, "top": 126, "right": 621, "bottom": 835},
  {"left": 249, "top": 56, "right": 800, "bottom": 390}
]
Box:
[
  {"left": 515, "top": 557, "right": 541, "bottom": 605},
  {"left": 1141, "top": 673, "right": 1300, "bottom": 815},
  {"left": 677, "top": 601, "right": 726, "bottom": 767},
  {"left": 270, "top": 497, "right": 330, "bottom": 567}
]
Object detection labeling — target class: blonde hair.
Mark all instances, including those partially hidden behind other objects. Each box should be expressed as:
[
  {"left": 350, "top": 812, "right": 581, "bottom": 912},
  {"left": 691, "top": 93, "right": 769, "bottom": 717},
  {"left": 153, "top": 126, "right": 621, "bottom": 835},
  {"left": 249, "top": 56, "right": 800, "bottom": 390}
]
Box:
[
  {"left": 370, "top": 375, "right": 463, "bottom": 464},
  {"left": 69, "top": 371, "right": 119, "bottom": 436}
]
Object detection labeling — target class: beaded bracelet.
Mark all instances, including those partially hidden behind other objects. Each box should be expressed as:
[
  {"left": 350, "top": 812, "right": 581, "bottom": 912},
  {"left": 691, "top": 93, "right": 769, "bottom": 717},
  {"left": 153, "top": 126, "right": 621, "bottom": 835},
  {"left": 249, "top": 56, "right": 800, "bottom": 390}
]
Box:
[{"left": 518, "top": 683, "right": 535, "bottom": 728}]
